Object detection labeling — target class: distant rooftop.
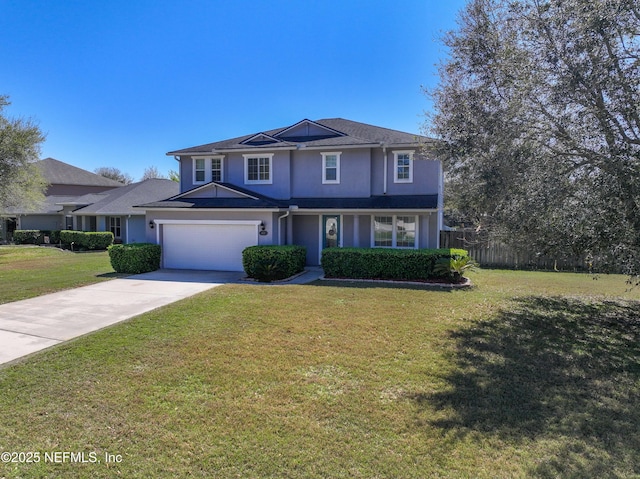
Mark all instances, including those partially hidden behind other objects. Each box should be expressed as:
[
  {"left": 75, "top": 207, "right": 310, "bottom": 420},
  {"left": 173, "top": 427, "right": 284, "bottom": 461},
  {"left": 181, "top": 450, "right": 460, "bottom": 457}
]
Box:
[{"left": 37, "top": 158, "right": 125, "bottom": 187}]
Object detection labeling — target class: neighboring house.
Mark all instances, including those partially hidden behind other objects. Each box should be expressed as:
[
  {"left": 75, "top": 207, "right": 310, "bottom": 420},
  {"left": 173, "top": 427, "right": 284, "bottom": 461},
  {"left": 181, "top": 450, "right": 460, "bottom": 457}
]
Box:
[
  {"left": 140, "top": 118, "right": 443, "bottom": 271},
  {"left": 72, "top": 178, "right": 179, "bottom": 243},
  {"left": 1, "top": 158, "right": 124, "bottom": 240},
  {"left": 0, "top": 158, "right": 178, "bottom": 243}
]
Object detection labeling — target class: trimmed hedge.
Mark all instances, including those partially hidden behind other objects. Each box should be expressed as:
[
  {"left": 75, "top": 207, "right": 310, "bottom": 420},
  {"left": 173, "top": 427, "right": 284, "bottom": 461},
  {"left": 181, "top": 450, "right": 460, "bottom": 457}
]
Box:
[
  {"left": 12, "top": 229, "right": 112, "bottom": 249},
  {"left": 60, "top": 230, "right": 114, "bottom": 250},
  {"left": 12, "top": 230, "right": 42, "bottom": 244},
  {"left": 243, "top": 245, "right": 307, "bottom": 282},
  {"left": 321, "top": 247, "right": 469, "bottom": 281},
  {"left": 108, "top": 243, "right": 161, "bottom": 274}
]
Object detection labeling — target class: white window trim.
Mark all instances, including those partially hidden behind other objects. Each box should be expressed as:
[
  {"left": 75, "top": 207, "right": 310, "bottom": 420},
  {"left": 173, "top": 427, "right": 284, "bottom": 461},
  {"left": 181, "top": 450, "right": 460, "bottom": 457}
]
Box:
[
  {"left": 192, "top": 155, "right": 225, "bottom": 184},
  {"left": 393, "top": 150, "right": 414, "bottom": 184},
  {"left": 244, "top": 153, "right": 274, "bottom": 184},
  {"left": 321, "top": 151, "right": 341, "bottom": 184},
  {"left": 370, "top": 214, "right": 419, "bottom": 249}
]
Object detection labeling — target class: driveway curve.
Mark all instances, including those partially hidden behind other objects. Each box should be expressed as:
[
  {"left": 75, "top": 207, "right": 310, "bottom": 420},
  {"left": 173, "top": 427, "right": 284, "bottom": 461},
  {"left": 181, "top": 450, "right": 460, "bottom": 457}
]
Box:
[{"left": 0, "top": 270, "right": 243, "bottom": 367}]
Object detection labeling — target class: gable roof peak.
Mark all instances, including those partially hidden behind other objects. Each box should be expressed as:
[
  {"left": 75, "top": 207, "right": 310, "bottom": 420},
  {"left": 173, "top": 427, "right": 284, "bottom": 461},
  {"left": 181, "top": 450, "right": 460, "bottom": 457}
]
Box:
[{"left": 274, "top": 118, "right": 346, "bottom": 140}]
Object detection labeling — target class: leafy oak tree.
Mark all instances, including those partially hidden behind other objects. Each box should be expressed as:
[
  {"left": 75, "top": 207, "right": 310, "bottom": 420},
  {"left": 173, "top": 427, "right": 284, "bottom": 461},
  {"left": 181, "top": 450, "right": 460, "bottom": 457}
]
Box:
[
  {"left": 426, "top": 0, "right": 640, "bottom": 274},
  {"left": 0, "top": 95, "right": 47, "bottom": 210}
]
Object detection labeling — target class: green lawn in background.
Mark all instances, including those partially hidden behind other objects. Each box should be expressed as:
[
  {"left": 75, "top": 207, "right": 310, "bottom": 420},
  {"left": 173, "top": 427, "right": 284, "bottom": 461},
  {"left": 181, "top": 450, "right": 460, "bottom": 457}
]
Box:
[
  {"left": 0, "top": 269, "right": 638, "bottom": 477},
  {"left": 0, "top": 245, "right": 118, "bottom": 304}
]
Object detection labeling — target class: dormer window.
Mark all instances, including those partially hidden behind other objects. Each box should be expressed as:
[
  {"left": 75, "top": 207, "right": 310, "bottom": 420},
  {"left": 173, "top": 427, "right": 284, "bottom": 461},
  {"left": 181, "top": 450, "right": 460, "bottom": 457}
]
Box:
[
  {"left": 393, "top": 151, "right": 414, "bottom": 183},
  {"left": 193, "top": 156, "right": 224, "bottom": 184},
  {"left": 322, "top": 152, "right": 341, "bottom": 184}
]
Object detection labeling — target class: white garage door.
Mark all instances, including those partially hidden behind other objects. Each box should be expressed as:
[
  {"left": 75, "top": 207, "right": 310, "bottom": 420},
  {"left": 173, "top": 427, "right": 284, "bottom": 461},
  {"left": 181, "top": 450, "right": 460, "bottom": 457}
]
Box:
[{"left": 162, "top": 223, "right": 258, "bottom": 271}]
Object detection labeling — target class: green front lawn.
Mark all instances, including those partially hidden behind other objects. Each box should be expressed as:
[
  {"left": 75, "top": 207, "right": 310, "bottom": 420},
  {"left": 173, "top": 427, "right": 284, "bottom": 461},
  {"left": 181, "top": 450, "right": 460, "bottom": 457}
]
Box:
[
  {"left": 0, "top": 245, "right": 117, "bottom": 304},
  {"left": 0, "top": 270, "right": 639, "bottom": 477}
]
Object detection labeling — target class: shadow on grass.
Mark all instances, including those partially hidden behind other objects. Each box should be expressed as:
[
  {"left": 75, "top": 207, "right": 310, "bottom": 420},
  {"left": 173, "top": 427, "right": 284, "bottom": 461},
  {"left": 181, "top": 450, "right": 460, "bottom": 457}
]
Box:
[
  {"left": 415, "top": 296, "right": 640, "bottom": 477},
  {"left": 96, "top": 272, "right": 131, "bottom": 279},
  {"left": 308, "top": 279, "right": 463, "bottom": 292}
]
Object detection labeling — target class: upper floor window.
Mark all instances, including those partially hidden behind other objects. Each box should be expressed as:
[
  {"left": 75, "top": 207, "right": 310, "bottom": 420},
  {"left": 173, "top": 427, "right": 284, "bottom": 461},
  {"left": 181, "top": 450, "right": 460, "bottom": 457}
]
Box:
[
  {"left": 244, "top": 154, "right": 273, "bottom": 184},
  {"left": 193, "top": 156, "right": 224, "bottom": 184},
  {"left": 322, "top": 152, "right": 341, "bottom": 184},
  {"left": 393, "top": 150, "right": 414, "bottom": 183},
  {"left": 211, "top": 157, "right": 222, "bottom": 182}
]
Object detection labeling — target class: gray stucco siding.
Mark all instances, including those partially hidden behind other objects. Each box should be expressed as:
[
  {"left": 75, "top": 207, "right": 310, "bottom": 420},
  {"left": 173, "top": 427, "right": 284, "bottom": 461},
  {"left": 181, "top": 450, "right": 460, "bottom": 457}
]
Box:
[
  {"left": 126, "top": 216, "right": 147, "bottom": 244},
  {"left": 290, "top": 148, "right": 371, "bottom": 198},
  {"left": 18, "top": 215, "right": 62, "bottom": 231},
  {"left": 291, "top": 215, "right": 320, "bottom": 265},
  {"left": 370, "top": 149, "right": 440, "bottom": 197}
]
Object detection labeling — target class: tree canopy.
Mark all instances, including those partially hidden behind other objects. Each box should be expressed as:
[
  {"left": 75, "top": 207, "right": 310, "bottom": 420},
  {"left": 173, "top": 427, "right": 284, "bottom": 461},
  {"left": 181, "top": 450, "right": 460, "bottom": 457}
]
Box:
[
  {"left": 0, "top": 95, "right": 47, "bottom": 210},
  {"left": 426, "top": 0, "right": 640, "bottom": 274},
  {"left": 94, "top": 166, "right": 133, "bottom": 185},
  {"left": 141, "top": 165, "right": 166, "bottom": 181}
]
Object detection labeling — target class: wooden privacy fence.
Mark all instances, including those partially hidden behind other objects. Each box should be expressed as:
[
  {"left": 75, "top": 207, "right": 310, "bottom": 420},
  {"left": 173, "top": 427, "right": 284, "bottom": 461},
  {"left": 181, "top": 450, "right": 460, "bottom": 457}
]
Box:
[{"left": 440, "top": 230, "right": 590, "bottom": 271}]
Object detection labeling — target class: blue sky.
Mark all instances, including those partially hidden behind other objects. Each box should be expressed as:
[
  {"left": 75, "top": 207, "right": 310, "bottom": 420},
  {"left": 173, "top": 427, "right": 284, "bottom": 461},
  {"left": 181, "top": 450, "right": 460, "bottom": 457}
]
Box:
[{"left": 1, "top": 0, "right": 466, "bottom": 181}]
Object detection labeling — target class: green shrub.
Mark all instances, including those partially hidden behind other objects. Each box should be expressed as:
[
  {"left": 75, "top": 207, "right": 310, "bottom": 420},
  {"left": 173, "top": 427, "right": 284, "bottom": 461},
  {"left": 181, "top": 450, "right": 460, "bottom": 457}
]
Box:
[
  {"left": 243, "top": 245, "right": 306, "bottom": 282},
  {"left": 13, "top": 230, "right": 42, "bottom": 244},
  {"left": 108, "top": 243, "right": 161, "bottom": 274},
  {"left": 59, "top": 230, "right": 113, "bottom": 250},
  {"left": 321, "top": 247, "right": 469, "bottom": 281},
  {"left": 60, "top": 230, "right": 85, "bottom": 249},
  {"left": 49, "top": 230, "right": 61, "bottom": 244},
  {"left": 433, "top": 256, "right": 479, "bottom": 283},
  {"left": 82, "top": 232, "right": 114, "bottom": 250}
]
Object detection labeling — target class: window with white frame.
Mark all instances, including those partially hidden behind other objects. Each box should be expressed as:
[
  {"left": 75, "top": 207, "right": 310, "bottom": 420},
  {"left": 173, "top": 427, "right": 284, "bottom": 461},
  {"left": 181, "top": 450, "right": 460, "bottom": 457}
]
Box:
[
  {"left": 393, "top": 150, "right": 414, "bottom": 183},
  {"left": 372, "top": 215, "right": 417, "bottom": 248},
  {"left": 194, "top": 158, "right": 206, "bottom": 183},
  {"left": 244, "top": 154, "right": 273, "bottom": 184},
  {"left": 211, "top": 157, "right": 222, "bottom": 182},
  {"left": 373, "top": 216, "right": 393, "bottom": 247},
  {"left": 322, "top": 152, "right": 341, "bottom": 184},
  {"left": 193, "top": 156, "right": 224, "bottom": 184}
]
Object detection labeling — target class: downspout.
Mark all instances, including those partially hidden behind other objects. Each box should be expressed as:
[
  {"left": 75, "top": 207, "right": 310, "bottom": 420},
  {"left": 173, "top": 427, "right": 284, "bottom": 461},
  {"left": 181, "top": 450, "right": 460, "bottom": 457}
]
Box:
[
  {"left": 125, "top": 215, "right": 130, "bottom": 244},
  {"left": 381, "top": 143, "right": 388, "bottom": 195}
]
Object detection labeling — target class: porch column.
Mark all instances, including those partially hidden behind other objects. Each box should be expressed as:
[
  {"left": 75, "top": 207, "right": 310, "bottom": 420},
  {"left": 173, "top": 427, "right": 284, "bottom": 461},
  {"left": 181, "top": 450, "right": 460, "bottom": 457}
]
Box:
[
  {"left": 353, "top": 214, "right": 360, "bottom": 247},
  {"left": 424, "top": 214, "right": 430, "bottom": 248}
]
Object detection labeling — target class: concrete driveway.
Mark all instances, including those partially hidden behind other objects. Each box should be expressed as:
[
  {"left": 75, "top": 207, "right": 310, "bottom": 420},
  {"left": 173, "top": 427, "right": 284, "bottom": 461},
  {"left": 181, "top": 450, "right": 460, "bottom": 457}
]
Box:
[{"left": 0, "top": 270, "right": 244, "bottom": 367}]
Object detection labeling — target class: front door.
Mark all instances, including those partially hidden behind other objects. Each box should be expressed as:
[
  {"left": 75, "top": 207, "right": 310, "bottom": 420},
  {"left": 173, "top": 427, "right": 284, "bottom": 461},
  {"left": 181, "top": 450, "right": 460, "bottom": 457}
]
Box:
[{"left": 322, "top": 215, "right": 340, "bottom": 249}]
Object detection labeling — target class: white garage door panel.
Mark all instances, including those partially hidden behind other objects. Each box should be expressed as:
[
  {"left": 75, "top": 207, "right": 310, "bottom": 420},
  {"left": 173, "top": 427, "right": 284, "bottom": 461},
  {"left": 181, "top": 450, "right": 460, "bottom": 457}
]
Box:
[{"left": 163, "top": 224, "right": 257, "bottom": 271}]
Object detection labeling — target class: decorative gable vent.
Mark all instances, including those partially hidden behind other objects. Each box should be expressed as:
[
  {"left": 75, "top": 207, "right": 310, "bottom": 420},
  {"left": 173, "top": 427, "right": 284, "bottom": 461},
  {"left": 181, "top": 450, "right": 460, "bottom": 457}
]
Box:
[
  {"left": 241, "top": 133, "right": 282, "bottom": 146},
  {"left": 275, "top": 119, "right": 345, "bottom": 143}
]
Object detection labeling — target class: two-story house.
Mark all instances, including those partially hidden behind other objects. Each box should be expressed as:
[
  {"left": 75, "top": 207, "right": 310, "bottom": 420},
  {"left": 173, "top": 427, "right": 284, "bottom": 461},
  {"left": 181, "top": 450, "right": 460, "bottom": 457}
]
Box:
[{"left": 140, "top": 118, "right": 443, "bottom": 271}]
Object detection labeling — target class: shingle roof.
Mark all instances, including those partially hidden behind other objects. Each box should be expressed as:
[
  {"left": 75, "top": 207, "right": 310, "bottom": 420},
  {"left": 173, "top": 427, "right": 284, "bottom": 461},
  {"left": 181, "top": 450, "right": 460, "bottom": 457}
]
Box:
[
  {"left": 73, "top": 179, "right": 179, "bottom": 215},
  {"left": 289, "top": 195, "right": 439, "bottom": 210},
  {"left": 3, "top": 195, "right": 82, "bottom": 215},
  {"left": 167, "top": 118, "right": 433, "bottom": 155},
  {"left": 37, "top": 158, "right": 125, "bottom": 187},
  {"left": 140, "top": 187, "right": 438, "bottom": 211}
]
